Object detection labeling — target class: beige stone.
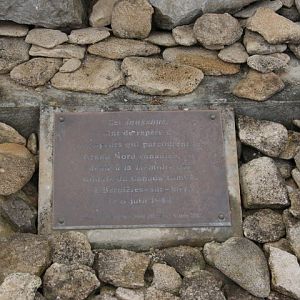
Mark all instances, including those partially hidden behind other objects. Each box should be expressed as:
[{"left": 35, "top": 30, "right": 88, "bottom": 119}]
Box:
[
  {"left": 289, "top": 44, "right": 300, "bottom": 59},
  {"left": 145, "top": 32, "right": 177, "bottom": 47},
  {"left": 51, "top": 55, "right": 124, "bottom": 94},
  {"left": 172, "top": 24, "right": 197, "bottom": 46},
  {"left": 111, "top": 0, "right": 153, "bottom": 39},
  {"left": 194, "top": 13, "right": 243, "bottom": 49},
  {"left": 88, "top": 37, "right": 160, "bottom": 59},
  {"left": 281, "top": 0, "right": 295, "bottom": 7},
  {"left": 68, "top": 28, "right": 110, "bottom": 45},
  {"left": 246, "top": 8, "right": 300, "bottom": 44},
  {"left": 233, "top": 70, "right": 285, "bottom": 101},
  {"left": 218, "top": 42, "right": 249, "bottom": 64},
  {"left": 292, "top": 168, "right": 300, "bottom": 188},
  {"left": 0, "top": 21, "right": 28, "bottom": 37},
  {"left": 89, "top": 0, "right": 119, "bottom": 27},
  {"left": 163, "top": 47, "right": 240, "bottom": 76},
  {"left": 59, "top": 58, "right": 81, "bottom": 73},
  {"left": 25, "top": 28, "right": 68, "bottom": 48},
  {"left": 27, "top": 133, "right": 38, "bottom": 155},
  {"left": 247, "top": 54, "right": 290, "bottom": 73},
  {"left": 121, "top": 57, "right": 204, "bottom": 96},
  {"left": 10, "top": 58, "right": 62, "bottom": 87},
  {"left": 0, "top": 123, "right": 26, "bottom": 145},
  {"left": 280, "top": 131, "right": 300, "bottom": 159}
]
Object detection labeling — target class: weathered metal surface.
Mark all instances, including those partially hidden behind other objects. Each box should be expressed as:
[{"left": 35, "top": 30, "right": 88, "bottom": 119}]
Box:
[{"left": 53, "top": 110, "right": 231, "bottom": 229}]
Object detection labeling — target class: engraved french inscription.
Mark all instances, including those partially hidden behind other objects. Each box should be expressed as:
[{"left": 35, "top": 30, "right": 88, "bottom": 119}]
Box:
[{"left": 53, "top": 111, "right": 231, "bottom": 229}]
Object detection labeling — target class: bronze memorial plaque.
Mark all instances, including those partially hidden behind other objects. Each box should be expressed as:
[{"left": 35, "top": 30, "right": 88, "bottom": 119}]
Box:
[{"left": 53, "top": 110, "right": 231, "bottom": 229}]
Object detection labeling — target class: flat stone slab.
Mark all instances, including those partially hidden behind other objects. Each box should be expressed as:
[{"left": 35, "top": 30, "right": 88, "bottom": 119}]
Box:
[{"left": 39, "top": 107, "right": 242, "bottom": 250}]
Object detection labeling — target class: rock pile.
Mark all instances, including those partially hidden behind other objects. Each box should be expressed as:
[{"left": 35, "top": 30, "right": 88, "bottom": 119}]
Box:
[{"left": 0, "top": 0, "right": 299, "bottom": 99}]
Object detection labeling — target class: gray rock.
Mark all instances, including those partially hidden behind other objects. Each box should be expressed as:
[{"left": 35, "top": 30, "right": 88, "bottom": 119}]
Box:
[
  {"left": 267, "top": 291, "right": 295, "bottom": 300},
  {"left": 0, "top": 143, "right": 36, "bottom": 196},
  {"left": 49, "top": 231, "right": 94, "bottom": 266},
  {"left": 297, "top": 0, "right": 300, "bottom": 12},
  {"left": 289, "top": 189, "right": 300, "bottom": 218},
  {"left": 238, "top": 116, "right": 288, "bottom": 157},
  {"left": 243, "top": 29, "right": 287, "bottom": 55},
  {"left": 94, "top": 249, "right": 150, "bottom": 288},
  {"left": 180, "top": 270, "right": 226, "bottom": 300},
  {"left": 34, "top": 291, "right": 46, "bottom": 300},
  {"left": 89, "top": 0, "right": 119, "bottom": 27},
  {"left": 68, "top": 28, "right": 110, "bottom": 45},
  {"left": 233, "top": 70, "right": 285, "bottom": 101},
  {"left": 115, "top": 287, "right": 144, "bottom": 300},
  {"left": 194, "top": 13, "right": 242, "bottom": 49},
  {"left": 121, "top": 57, "right": 204, "bottom": 96},
  {"left": 247, "top": 54, "right": 289, "bottom": 73},
  {"left": 268, "top": 247, "right": 300, "bottom": 299},
  {"left": 283, "top": 210, "right": 300, "bottom": 259},
  {"left": 43, "top": 263, "right": 100, "bottom": 300},
  {"left": 274, "top": 158, "right": 293, "bottom": 179},
  {"left": 234, "top": 0, "right": 283, "bottom": 18},
  {"left": 218, "top": 43, "right": 249, "bottom": 64},
  {"left": 246, "top": 8, "right": 300, "bottom": 44},
  {"left": 0, "top": 233, "right": 51, "bottom": 282},
  {"left": 292, "top": 168, "right": 300, "bottom": 187},
  {"left": 0, "top": 193, "right": 37, "bottom": 233},
  {"left": 295, "top": 150, "right": 300, "bottom": 170},
  {"left": 29, "top": 44, "right": 85, "bottom": 59},
  {"left": 151, "top": 263, "right": 182, "bottom": 294},
  {"left": 263, "top": 238, "right": 294, "bottom": 255},
  {"left": 0, "top": 37, "right": 30, "bottom": 74},
  {"left": 145, "top": 32, "right": 177, "bottom": 47},
  {"left": 281, "top": 0, "right": 295, "bottom": 8},
  {"left": 240, "top": 157, "right": 289, "bottom": 209},
  {"left": 0, "top": 21, "right": 28, "bottom": 37},
  {"left": 203, "top": 237, "right": 270, "bottom": 298},
  {"left": 0, "top": 0, "right": 86, "bottom": 29},
  {"left": 51, "top": 56, "right": 124, "bottom": 94},
  {"left": 0, "top": 123, "right": 26, "bottom": 145},
  {"left": 25, "top": 29, "right": 68, "bottom": 49},
  {"left": 0, "top": 273, "right": 41, "bottom": 300},
  {"left": 163, "top": 47, "right": 240, "bottom": 76},
  {"left": 60, "top": 58, "right": 81, "bottom": 73},
  {"left": 289, "top": 44, "right": 300, "bottom": 59},
  {"left": 172, "top": 25, "right": 197, "bottom": 46},
  {"left": 223, "top": 282, "right": 263, "bottom": 300},
  {"left": 0, "top": 211, "right": 15, "bottom": 238},
  {"left": 280, "top": 131, "right": 300, "bottom": 159},
  {"left": 10, "top": 58, "right": 62, "bottom": 87},
  {"left": 286, "top": 178, "right": 298, "bottom": 192},
  {"left": 279, "top": 54, "right": 300, "bottom": 84},
  {"left": 27, "top": 133, "right": 38, "bottom": 155},
  {"left": 111, "top": 0, "right": 153, "bottom": 39},
  {"left": 243, "top": 209, "right": 285, "bottom": 243},
  {"left": 88, "top": 37, "right": 161, "bottom": 60},
  {"left": 278, "top": 6, "right": 300, "bottom": 21},
  {"left": 145, "top": 287, "right": 179, "bottom": 300},
  {"left": 159, "top": 246, "right": 206, "bottom": 277}
]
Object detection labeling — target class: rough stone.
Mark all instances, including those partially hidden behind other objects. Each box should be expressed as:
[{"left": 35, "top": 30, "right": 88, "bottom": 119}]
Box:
[
  {"left": 88, "top": 37, "right": 161, "bottom": 59},
  {"left": 94, "top": 249, "right": 150, "bottom": 288},
  {"left": 286, "top": 178, "right": 298, "bottom": 192},
  {"left": 235, "top": 0, "right": 283, "bottom": 18},
  {"left": 111, "top": 0, "right": 153, "bottom": 39},
  {"left": 263, "top": 238, "right": 294, "bottom": 255},
  {"left": 278, "top": 6, "right": 300, "bottom": 21},
  {"left": 296, "top": 0, "right": 300, "bottom": 12},
  {"left": 243, "top": 29, "right": 287, "bottom": 55},
  {"left": 237, "top": 115, "right": 288, "bottom": 157},
  {"left": 172, "top": 25, "right": 197, "bottom": 46},
  {"left": 0, "top": 273, "right": 41, "bottom": 300},
  {"left": 151, "top": 263, "right": 182, "bottom": 294},
  {"left": 240, "top": 157, "right": 289, "bottom": 209},
  {"left": 0, "top": 143, "right": 35, "bottom": 196},
  {"left": 0, "top": 21, "right": 28, "bottom": 37},
  {"left": 246, "top": 8, "right": 300, "bottom": 44},
  {"left": 233, "top": 70, "right": 285, "bottom": 101},
  {"left": 25, "top": 29, "right": 68, "bottom": 49},
  {"left": 159, "top": 246, "right": 206, "bottom": 277},
  {"left": 223, "top": 282, "right": 262, "bottom": 300},
  {"left": 34, "top": 292, "right": 46, "bottom": 300},
  {"left": 274, "top": 158, "right": 293, "bottom": 178},
  {"left": 289, "top": 189, "right": 300, "bottom": 218},
  {"left": 282, "top": 0, "right": 295, "bottom": 7},
  {"left": 247, "top": 54, "right": 289, "bottom": 73},
  {"left": 292, "top": 168, "right": 300, "bottom": 187},
  {"left": 68, "top": 28, "right": 110, "bottom": 45},
  {"left": 29, "top": 44, "right": 85, "bottom": 59},
  {"left": 294, "top": 119, "right": 300, "bottom": 128},
  {"left": 43, "top": 263, "right": 100, "bottom": 300},
  {"left": 163, "top": 47, "right": 240, "bottom": 76},
  {"left": 49, "top": 231, "right": 94, "bottom": 266},
  {"left": 51, "top": 56, "right": 124, "bottom": 94},
  {"left": 27, "top": 133, "right": 38, "bottom": 155},
  {"left": 268, "top": 247, "right": 300, "bottom": 299},
  {"left": 121, "top": 57, "right": 204, "bottom": 96},
  {"left": 194, "top": 13, "right": 242, "bottom": 49},
  {"left": 10, "top": 58, "right": 62, "bottom": 87},
  {"left": 280, "top": 131, "right": 300, "bottom": 159},
  {"left": 145, "top": 32, "right": 177, "bottom": 47},
  {"left": 295, "top": 151, "right": 300, "bottom": 169},
  {"left": 180, "top": 270, "right": 226, "bottom": 300},
  {"left": 0, "top": 0, "right": 86, "bottom": 28},
  {"left": 0, "top": 233, "right": 51, "bottom": 283},
  {"left": 60, "top": 58, "right": 82, "bottom": 73},
  {"left": 243, "top": 209, "right": 285, "bottom": 243},
  {"left": 115, "top": 287, "right": 144, "bottom": 300},
  {"left": 90, "top": 0, "right": 119, "bottom": 27},
  {"left": 145, "top": 287, "right": 179, "bottom": 300},
  {"left": 218, "top": 43, "right": 249, "bottom": 64},
  {"left": 283, "top": 210, "right": 300, "bottom": 259},
  {"left": 289, "top": 44, "right": 300, "bottom": 59},
  {"left": 0, "top": 193, "right": 37, "bottom": 233},
  {"left": 267, "top": 291, "right": 295, "bottom": 300},
  {"left": 0, "top": 123, "right": 26, "bottom": 145},
  {"left": 203, "top": 237, "right": 270, "bottom": 298},
  {"left": 279, "top": 54, "right": 300, "bottom": 84},
  {"left": 0, "top": 37, "right": 30, "bottom": 74},
  {"left": 0, "top": 213, "right": 15, "bottom": 238}
]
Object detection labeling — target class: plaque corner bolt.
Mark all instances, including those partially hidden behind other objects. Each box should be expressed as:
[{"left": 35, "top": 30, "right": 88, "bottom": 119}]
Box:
[
  {"left": 218, "top": 213, "right": 225, "bottom": 221},
  {"left": 58, "top": 218, "right": 65, "bottom": 225},
  {"left": 210, "top": 114, "right": 216, "bottom": 120},
  {"left": 59, "top": 116, "right": 64, "bottom": 122}
]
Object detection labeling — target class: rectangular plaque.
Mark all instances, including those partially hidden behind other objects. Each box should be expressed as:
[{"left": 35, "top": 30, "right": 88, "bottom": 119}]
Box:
[{"left": 53, "top": 110, "right": 231, "bottom": 229}]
